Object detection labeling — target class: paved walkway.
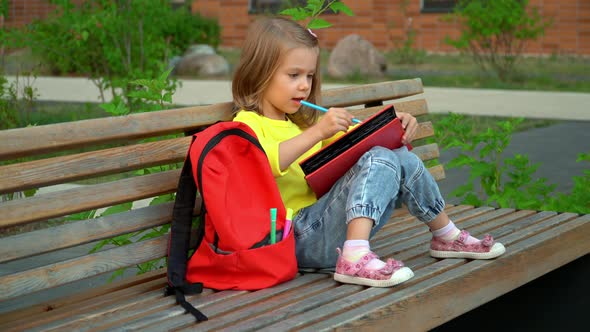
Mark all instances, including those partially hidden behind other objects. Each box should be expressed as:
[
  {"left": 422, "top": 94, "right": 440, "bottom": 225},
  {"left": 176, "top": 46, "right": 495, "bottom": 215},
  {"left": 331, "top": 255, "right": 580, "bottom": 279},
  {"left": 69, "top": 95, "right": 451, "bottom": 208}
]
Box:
[{"left": 6, "top": 76, "right": 590, "bottom": 120}]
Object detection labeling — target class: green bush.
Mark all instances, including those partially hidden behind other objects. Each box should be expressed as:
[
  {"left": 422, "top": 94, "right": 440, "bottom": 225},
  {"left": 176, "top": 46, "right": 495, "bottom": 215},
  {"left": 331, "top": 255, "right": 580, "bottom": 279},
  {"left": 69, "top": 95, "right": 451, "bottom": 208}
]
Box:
[
  {"left": 435, "top": 113, "right": 555, "bottom": 209},
  {"left": 435, "top": 113, "right": 589, "bottom": 215},
  {"left": 0, "top": 74, "right": 38, "bottom": 129},
  {"left": 5, "top": 0, "right": 219, "bottom": 111},
  {"left": 543, "top": 153, "right": 590, "bottom": 214},
  {"left": 445, "top": 0, "right": 551, "bottom": 81}
]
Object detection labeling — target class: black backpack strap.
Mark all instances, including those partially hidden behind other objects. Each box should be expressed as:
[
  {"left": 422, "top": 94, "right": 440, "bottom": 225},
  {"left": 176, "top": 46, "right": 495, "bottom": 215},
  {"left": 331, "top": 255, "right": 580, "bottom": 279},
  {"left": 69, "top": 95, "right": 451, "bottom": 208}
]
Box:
[
  {"left": 164, "top": 285, "right": 208, "bottom": 322},
  {"left": 166, "top": 136, "right": 208, "bottom": 322}
]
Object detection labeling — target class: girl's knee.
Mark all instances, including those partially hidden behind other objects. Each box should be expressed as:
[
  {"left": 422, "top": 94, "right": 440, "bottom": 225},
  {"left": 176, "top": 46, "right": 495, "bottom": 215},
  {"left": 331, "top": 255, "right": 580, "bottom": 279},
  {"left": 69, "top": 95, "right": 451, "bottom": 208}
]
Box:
[
  {"left": 395, "top": 147, "right": 424, "bottom": 171},
  {"left": 366, "top": 146, "right": 399, "bottom": 166},
  {"left": 352, "top": 146, "right": 401, "bottom": 184}
]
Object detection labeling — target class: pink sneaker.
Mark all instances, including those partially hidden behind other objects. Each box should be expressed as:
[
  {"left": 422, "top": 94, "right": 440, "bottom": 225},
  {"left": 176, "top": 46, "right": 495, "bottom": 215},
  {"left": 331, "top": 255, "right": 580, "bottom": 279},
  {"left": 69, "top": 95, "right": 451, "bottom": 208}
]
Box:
[
  {"left": 333, "top": 249, "right": 414, "bottom": 287},
  {"left": 430, "top": 230, "right": 506, "bottom": 259}
]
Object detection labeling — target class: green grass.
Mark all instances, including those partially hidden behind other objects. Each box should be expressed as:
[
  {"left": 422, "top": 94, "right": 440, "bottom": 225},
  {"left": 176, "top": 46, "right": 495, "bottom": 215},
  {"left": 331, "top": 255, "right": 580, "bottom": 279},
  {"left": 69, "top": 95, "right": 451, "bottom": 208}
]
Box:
[
  {"left": 386, "top": 53, "right": 590, "bottom": 92},
  {"left": 19, "top": 101, "right": 110, "bottom": 126}
]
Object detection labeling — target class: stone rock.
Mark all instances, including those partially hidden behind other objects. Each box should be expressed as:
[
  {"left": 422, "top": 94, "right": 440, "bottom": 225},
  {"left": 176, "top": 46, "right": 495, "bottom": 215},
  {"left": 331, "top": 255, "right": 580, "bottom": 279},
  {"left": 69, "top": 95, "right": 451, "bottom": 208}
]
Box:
[
  {"left": 175, "top": 53, "right": 230, "bottom": 77},
  {"left": 327, "top": 34, "right": 387, "bottom": 78},
  {"left": 184, "top": 44, "right": 216, "bottom": 56}
]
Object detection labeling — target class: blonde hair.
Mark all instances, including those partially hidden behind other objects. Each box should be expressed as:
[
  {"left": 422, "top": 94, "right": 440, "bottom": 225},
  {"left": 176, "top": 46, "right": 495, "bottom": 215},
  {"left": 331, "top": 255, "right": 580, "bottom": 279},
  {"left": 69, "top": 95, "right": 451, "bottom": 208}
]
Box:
[{"left": 232, "top": 16, "right": 321, "bottom": 128}]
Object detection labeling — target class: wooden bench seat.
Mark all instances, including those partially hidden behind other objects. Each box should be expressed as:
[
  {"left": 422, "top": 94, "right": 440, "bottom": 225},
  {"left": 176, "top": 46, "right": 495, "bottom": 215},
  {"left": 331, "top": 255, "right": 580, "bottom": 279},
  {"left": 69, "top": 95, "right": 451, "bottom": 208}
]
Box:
[{"left": 1, "top": 79, "right": 588, "bottom": 331}]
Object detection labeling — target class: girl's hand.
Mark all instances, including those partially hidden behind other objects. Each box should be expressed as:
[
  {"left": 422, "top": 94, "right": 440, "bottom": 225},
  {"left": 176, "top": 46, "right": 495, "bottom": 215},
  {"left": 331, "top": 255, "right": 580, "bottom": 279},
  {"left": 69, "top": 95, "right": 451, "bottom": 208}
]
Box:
[
  {"left": 397, "top": 112, "right": 417, "bottom": 145},
  {"left": 280, "top": 107, "right": 353, "bottom": 171},
  {"left": 314, "top": 107, "right": 354, "bottom": 140}
]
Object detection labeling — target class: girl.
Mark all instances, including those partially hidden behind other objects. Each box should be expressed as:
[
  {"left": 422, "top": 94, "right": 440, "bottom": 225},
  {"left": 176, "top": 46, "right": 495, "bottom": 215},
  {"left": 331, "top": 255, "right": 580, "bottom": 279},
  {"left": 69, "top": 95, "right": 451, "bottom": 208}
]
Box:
[{"left": 232, "top": 16, "right": 505, "bottom": 288}]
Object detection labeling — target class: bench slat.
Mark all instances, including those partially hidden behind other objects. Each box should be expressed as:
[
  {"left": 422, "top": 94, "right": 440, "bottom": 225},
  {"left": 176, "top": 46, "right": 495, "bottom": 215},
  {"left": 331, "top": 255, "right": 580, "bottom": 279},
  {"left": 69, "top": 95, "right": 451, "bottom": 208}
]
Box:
[
  {"left": 132, "top": 290, "right": 251, "bottom": 332},
  {"left": 411, "top": 143, "right": 440, "bottom": 161},
  {"left": 1, "top": 202, "right": 174, "bottom": 263},
  {"left": 389, "top": 98, "right": 429, "bottom": 115},
  {"left": 218, "top": 215, "right": 536, "bottom": 332},
  {"left": 28, "top": 283, "right": 177, "bottom": 332},
  {"left": 7, "top": 273, "right": 324, "bottom": 332},
  {"left": 351, "top": 98, "right": 428, "bottom": 120},
  {"left": 0, "top": 236, "right": 168, "bottom": 301},
  {"left": 322, "top": 79, "right": 423, "bottom": 107},
  {"left": 0, "top": 102, "right": 234, "bottom": 161},
  {"left": 428, "top": 164, "right": 445, "bottom": 182},
  {"left": 0, "top": 170, "right": 180, "bottom": 228},
  {"left": 0, "top": 277, "right": 171, "bottom": 331},
  {"left": 0, "top": 137, "right": 191, "bottom": 194},
  {"left": 122, "top": 274, "right": 331, "bottom": 332},
  {"left": 0, "top": 269, "right": 166, "bottom": 324},
  {"left": 221, "top": 285, "right": 366, "bottom": 332},
  {"left": 261, "top": 259, "right": 464, "bottom": 332}
]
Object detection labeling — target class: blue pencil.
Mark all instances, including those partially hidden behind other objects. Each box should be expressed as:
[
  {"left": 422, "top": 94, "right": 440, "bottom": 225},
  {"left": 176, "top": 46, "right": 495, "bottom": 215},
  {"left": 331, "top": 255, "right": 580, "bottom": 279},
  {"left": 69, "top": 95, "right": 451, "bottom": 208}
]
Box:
[{"left": 300, "top": 100, "right": 361, "bottom": 124}]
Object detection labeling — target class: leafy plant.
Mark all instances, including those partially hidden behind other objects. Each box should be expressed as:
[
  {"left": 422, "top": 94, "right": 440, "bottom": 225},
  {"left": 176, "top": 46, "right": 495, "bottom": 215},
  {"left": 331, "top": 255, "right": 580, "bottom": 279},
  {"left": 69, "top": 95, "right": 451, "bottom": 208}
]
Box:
[
  {"left": 0, "top": 73, "right": 39, "bottom": 129},
  {"left": 435, "top": 113, "right": 555, "bottom": 209},
  {"left": 280, "top": 0, "right": 353, "bottom": 29},
  {"left": 444, "top": 0, "right": 551, "bottom": 81},
  {"left": 5, "top": 0, "right": 218, "bottom": 111},
  {"left": 543, "top": 152, "right": 590, "bottom": 214},
  {"left": 100, "top": 68, "right": 178, "bottom": 116}
]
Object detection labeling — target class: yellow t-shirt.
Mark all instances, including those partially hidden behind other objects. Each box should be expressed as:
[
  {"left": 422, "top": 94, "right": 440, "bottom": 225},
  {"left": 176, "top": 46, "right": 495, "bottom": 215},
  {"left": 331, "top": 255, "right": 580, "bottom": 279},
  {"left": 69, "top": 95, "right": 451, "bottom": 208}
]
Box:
[{"left": 233, "top": 110, "right": 344, "bottom": 215}]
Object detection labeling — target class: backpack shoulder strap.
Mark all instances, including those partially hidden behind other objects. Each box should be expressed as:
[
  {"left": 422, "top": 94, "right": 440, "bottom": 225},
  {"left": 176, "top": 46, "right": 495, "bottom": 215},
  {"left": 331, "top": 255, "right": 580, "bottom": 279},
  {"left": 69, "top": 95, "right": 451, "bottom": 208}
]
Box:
[{"left": 166, "top": 135, "right": 208, "bottom": 322}]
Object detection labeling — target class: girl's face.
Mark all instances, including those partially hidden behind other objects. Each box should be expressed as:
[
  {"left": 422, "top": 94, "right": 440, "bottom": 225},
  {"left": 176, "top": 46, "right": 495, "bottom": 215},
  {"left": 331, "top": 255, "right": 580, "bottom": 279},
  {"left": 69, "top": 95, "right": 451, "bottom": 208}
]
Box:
[{"left": 261, "top": 47, "right": 318, "bottom": 120}]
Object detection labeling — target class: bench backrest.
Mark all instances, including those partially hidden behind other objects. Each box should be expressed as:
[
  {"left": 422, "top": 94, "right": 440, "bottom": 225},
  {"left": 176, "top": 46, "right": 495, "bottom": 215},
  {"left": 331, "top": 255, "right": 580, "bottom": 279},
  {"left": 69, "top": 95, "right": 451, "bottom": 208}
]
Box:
[{"left": 0, "top": 78, "right": 444, "bottom": 301}]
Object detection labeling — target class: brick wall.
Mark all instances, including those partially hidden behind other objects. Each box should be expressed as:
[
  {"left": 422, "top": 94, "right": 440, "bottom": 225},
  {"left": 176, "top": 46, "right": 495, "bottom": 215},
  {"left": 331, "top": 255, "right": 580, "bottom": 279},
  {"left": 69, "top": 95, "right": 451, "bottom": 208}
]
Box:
[
  {"left": 190, "top": 0, "right": 590, "bottom": 56},
  {"left": 3, "top": 0, "right": 589, "bottom": 55},
  {"left": 3, "top": 0, "right": 85, "bottom": 28}
]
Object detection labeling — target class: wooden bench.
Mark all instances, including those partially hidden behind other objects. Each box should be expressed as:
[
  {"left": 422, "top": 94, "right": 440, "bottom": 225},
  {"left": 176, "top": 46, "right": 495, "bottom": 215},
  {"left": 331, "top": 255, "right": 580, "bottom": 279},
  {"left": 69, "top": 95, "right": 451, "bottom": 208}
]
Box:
[{"left": 0, "top": 78, "right": 588, "bottom": 331}]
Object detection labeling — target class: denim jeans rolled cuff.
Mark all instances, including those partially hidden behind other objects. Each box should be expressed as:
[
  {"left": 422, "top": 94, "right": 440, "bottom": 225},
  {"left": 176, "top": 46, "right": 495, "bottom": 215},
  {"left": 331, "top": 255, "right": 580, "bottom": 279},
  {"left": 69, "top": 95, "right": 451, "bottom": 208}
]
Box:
[
  {"left": 346, "top": 204, "right": 383, "bottom": 228},
  {"left": 410, "top": 197, "right": 445, "bottom": 223}
]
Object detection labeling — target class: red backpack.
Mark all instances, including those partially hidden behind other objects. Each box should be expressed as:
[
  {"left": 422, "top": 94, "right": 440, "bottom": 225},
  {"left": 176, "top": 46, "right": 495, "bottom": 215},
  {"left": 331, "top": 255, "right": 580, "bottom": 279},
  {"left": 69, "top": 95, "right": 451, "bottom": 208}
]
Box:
[{"left": 166, "top": 121, "right": 298, "bottom": 322}]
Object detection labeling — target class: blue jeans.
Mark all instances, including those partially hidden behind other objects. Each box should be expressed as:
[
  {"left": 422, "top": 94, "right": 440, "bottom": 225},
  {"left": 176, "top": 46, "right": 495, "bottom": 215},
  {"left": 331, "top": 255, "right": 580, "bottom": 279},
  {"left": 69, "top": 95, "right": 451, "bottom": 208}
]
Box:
[{"left": 293, "top": 146, "right": 445, "bottom": 269}]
